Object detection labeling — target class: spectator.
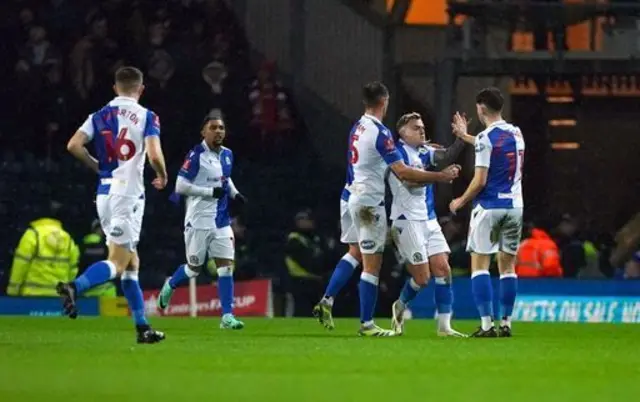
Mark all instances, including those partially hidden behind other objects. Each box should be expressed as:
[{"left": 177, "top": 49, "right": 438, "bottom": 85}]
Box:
[
  {"left": 231, "top": 216, "right": 259, "bottom": 281},
  {"left": 516, "top": 223, "right": 563, "bottom": 278},
  {"left": 283, "top": 209, "right": 327, "bottom": 317},
  {"left": 6, "top": 201, "right": 79, "bottom": 296},
  {"left": 623, "top": 251, "right": 640, "bottom": 279},
  {"left": 15, "top": 26, "right": 61, "bottom": 74},
  {"left": 248, "top": 61, "right": 295, "bottom": 158},
  {"left": 553, "top": 214, "right": 586, "bottom": 278}
]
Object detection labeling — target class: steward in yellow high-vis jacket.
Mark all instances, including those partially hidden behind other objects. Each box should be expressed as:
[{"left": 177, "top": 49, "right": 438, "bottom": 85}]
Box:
[{"left": 7, "top": 215, "right": 79, "bottom": 296}]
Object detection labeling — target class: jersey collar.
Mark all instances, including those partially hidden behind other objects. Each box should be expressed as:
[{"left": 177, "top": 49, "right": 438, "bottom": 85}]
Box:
[
  {"left": 201, "top": 140, "right": 225, "bottom": 155},
  {"left": 486, "top": 119, "right": 506, "bottom": 128},
  {"left": 112, "top": 96, "right": 138, "bottom": 104},
  {"left": 363, "top": 113, "right": 383, "bottom": 125}
]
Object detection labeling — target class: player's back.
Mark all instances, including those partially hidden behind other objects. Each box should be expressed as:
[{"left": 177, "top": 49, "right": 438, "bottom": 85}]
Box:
[
  {"left": 348, "top": 114, "right": 399, "bottom": 207},
  {"left": 87, "top": 96, "right": 160, "bottom": 197},
  {"left": 388, "top": 141, "right": 437, "bottom": 221},
  {"left": 474, "top": 121, "right": 525, "bottom": 209}
]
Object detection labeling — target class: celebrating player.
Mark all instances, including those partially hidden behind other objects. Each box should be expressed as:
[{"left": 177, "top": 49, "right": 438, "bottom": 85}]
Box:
[
  {"left": 449, "top": 87, "right": 525, "bottom": 337},
  {"left": 388, "top": 112, "right": 467, "bottom": 337},
  {"left": 158, "top": 115, "right": 246, "bottom": 330},
  {"left": 324, "top": 81, "right": 461, "bottom": 336},
  {"left": 61, "top": 66, "right": 167, "bottom": 343}
]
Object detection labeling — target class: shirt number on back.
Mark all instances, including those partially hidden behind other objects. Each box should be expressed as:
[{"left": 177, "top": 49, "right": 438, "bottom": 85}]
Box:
[
  {"left": 506, "top": 150, "right": 524, "bottom": 181},
  {"left": 101, "top": 128, "right": 136, "bottom": 162},
  {"left": 349, "top": 133, "right": 360, "bottom": 164}
]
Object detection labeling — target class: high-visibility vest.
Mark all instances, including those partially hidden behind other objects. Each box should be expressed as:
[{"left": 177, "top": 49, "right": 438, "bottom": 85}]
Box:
[
  {"left": 515, "top": 229, "right": 563, "bottom": 278},
  {"left": 7, "top": 218, "right": 80, "bottom": 296}
]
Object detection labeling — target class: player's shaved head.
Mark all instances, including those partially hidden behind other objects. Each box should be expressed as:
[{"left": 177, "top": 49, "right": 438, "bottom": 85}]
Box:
[
  {"left": 115, "top": 66, "right": 144, "bottom": 94},
  {"left": 475, "top": 87, "right": 504, "bottom": 114},
  {"left": 362, "top": 81, "right": 389, "bottom": 108}
]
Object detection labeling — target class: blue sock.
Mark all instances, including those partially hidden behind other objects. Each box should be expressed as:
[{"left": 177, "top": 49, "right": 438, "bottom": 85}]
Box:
[
  {"left": 471, "top": 270, "right": 494, "bottom": 319},
  {"left": 399, "top": 278, "right": 421, "bottom": 305},
  {"left": 500, "top": 273, "right": 518, "bottom": 319},
  {"left": 73, "top": 260, "right": 116, "bottom": 294},
  {"left": 168, "top": 264, "right": 195, "bottom": 289},
  {"left": 358, "top": 272, "right": 379, "bottom": 324},
  {"left": 324, "top": 253, "right": 359, "bottom": 298},
  {"left": 434, "top": 277, "right": 453, "bottom": 314},
  {"left": 217, "top": 266, "right": 234, "bottom": 315},
  {"left": 121, "top": 271, "right": 148, "bottom": 326}
]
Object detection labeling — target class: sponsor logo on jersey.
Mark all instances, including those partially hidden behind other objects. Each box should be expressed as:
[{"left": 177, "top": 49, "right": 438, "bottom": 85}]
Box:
[{"left": 360, "top": 240, "right": 376, "bottom": 250}]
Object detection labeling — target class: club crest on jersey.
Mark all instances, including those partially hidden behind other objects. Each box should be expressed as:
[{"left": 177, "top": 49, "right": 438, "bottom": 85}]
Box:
[
  {"left": 384, "top": 138, "right": 395, "bottom": 151},
  {"left": 413, "top": 252, "right": 423, "bottom": 263},
  {"left": 360, "top": 240, "right": 376, "bottom": 250}
]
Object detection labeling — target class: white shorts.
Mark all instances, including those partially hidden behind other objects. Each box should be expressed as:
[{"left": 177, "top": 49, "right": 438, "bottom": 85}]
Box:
[
  {"left": 340, "top": 200, "right": 357, "bottom": 244},
  {"left": 184, "top": 225, "right": 235, "bottom": 266},
  {"left": 97, "top": 194, "right": 145, "bottom": 251},
  {"left": 348, "top": 203, "right": 387, "bottom": 255},
  {"left": 392, "top": 219, "right": 450, "bottom": 265},
  {"left": 467, "top": 205, "right": 523, "bottom": 255}
]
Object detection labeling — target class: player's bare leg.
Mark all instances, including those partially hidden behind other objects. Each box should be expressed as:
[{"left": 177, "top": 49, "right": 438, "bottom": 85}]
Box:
[
  {"left": 429, "top": 253, "right": 466, "bottom": 337},
  {"left": 497, "top": 251, "right": 518, "bottom": 337},
  {"left": 391, "top": 263, "right": 429, "bottom": 335},
  {"left": 358, "top": 252, "right": 395, "bottom": 337},
  {"left": 214, "top": 257, "right": 244, "bottom": 330},
  {"left": 314, "top": 244, "right": 361, "bottom": 330},
  {"left": 470, "top": 253, "right": 497, "bottom": 338}
]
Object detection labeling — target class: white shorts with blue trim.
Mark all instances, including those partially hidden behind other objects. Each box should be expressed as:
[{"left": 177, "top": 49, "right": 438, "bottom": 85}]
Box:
[
  {"left": 348, "top": 202, "right": 387, "bottom": 255},
  {"left": 391, "top": 219, "right": 450, "bottom": 265},
  {"left": 339, "top": 200, "right": 358, "bottom": 244},
  {"left": 466, "top": 204, "right": 523, "bottom": 255},
  {"left": 184, "top": 225, "right": 235, "bottom": 266},
  {"left": 96, "top": 194, "right": 145, "bottom": 251}
]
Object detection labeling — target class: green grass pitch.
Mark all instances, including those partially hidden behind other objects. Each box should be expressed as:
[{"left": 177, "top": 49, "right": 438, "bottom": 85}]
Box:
[{"left": 1, "top": 317, "right": 639, "bottom": 402}]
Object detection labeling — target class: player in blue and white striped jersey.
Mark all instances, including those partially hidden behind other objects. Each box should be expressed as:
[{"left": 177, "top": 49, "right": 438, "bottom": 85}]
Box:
[
  {"left": 450, "top": 87, "right": 525, "bottom": 338},
  {"left": 158, "top": 115, "right": 247, "bottom": 330},
  {"left": 62, "top": 66, "right": 167, "bottom": 344},
  {"left": 388, "top": 112, "right": 467, "bottom": 337}
]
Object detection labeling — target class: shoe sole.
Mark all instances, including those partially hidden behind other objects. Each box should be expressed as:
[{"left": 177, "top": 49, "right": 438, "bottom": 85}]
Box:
[{"left": 312, "top": 305, "right": 334, "bottom": 331}]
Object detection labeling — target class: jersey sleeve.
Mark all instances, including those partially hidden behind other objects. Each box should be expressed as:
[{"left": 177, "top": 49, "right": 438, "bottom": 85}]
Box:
[
  {"left": 78, "top": 114, "right": 95, "bottom": 141},
  {"left": 474, "top": 132, "right": 493, "bottom": 168},
  {"left": 144, "top": 110, "right": 161, "bottom": 138},
  {"left": 177, "top": 150, "right": 200, "bottom": 182},
  {"left": 375, "top": 129, "right": 403, "bottom": 165}
]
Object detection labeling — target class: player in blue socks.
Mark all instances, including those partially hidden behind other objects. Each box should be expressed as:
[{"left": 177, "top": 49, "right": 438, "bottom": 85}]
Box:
[
  {"left": 59, "top": 66, "right": 167, "bottom": 343},
  {"left": 158, "top": 115, "right": 245, "bottom": 330},
  {"left": 388, "top": 112, "right": 467, "bottom": 337},
  {"left": 450, "top": 88, "right": 524, "bottom": 337}
]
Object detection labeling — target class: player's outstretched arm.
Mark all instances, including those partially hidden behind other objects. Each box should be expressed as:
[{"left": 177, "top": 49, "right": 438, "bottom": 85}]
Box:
[
  {"left": 390, "top": 161, "right": 460, "bottom": 185},
  {"left": 432, "top": 137, "right": 466, "bottom": 169},
  {"left": 145, "top": 136, "right": 168, "bottom": 190},
  {"left": 67, "top": 131, "right": 99, "bottom": 173},
  {"left": 451, "top": 112, "right": 476, "bottom": 145}
]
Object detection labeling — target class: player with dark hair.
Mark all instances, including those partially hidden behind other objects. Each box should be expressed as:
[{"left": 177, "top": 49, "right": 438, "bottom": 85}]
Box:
[
  {"left": 450, "top": 87, "right": 525, "bottom": 337},
  {"left": 62, "top": 66, "right": 168, "bottom": 343},
  {"left": 158, "top": 115, "right": 247, "bottom": 330},
  {"left": 314, "top": 81, "right": 461, "bottom": 336}
]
